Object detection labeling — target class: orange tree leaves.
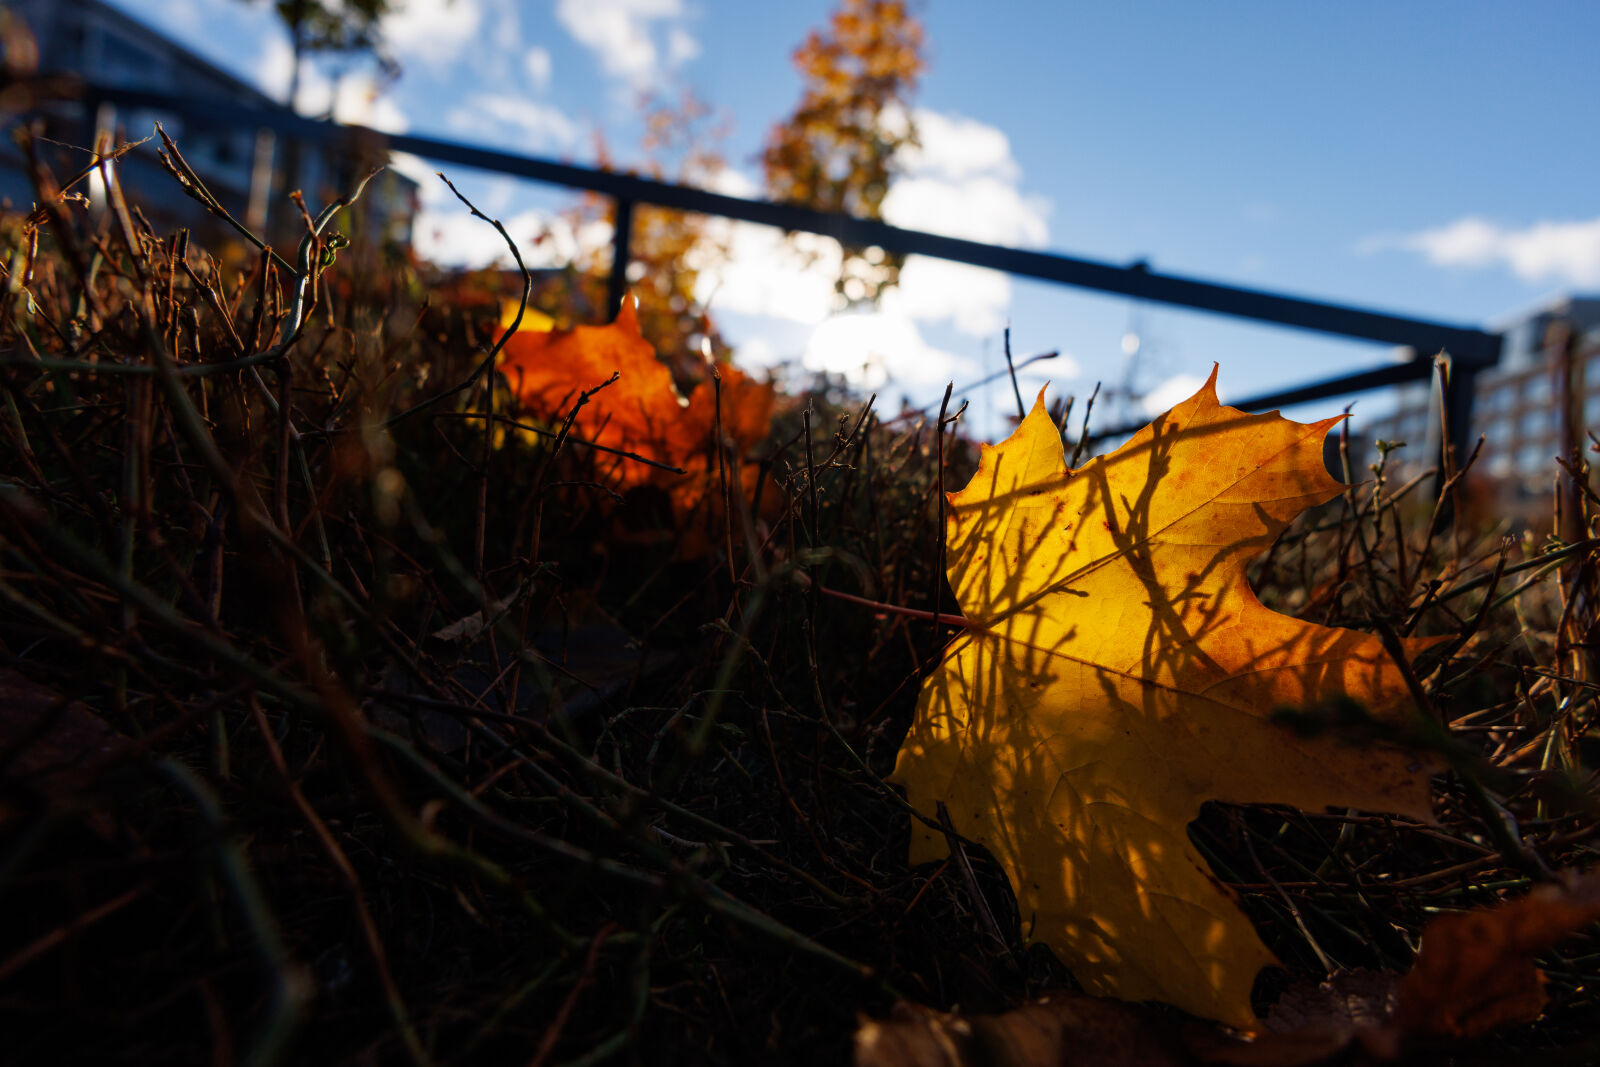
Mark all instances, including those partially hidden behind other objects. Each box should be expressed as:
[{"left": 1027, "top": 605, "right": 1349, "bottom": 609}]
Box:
[
  {"left": 892, "top": 370, "right": 1438, "bottom": 1027},
  {"left": 497, "top": 295, "right": 775, "bottom": 546}
]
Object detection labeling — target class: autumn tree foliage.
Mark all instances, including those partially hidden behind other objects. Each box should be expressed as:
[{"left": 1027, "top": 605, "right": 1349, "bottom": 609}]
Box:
[{"left": 761, "top": 0, "right": 926, "bottom": 301}]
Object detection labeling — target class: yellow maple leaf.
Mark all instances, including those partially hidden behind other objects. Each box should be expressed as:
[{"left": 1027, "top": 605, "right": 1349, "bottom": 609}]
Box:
[{"left": 892, "top": 369, "right": 1437, "bottom": 1027}]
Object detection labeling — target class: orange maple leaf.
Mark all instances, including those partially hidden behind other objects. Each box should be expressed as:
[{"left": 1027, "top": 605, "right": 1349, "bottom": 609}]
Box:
[
  {"left": 892, "top": 369, "right": 1438, "bottom": 1027},
  {"left": 497, "top": 295, "right": 776, "bottom": 546}
]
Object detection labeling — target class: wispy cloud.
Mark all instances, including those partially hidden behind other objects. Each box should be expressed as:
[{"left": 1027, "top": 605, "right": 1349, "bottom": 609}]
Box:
[
  {"left": 554, "top": 0, "right": 697, "bottom": 90},
  {"left": 891, "top": 108, "right": 1019, "bottom": 183},
  {"left": 525, "top": 46, "right": 553, "bottom": 90},
  {"left": 881, "top": 108, "right": 1052, "bottom": 339},
  {"left": 666, "top": 26, "right": 700, "bottom": 66},
  {"left": 383, "top": 0, "right": 485, "bottom": 66},
  {"left": 445, "top": 94, "right": 579, "bottom": 149},
  {"left": 800, "top": 310, "right": 973, "bottom": 391},
  {"left": 1142, "top": 373, "right": 1207, "bottom": 417},
  {"left": 883, "top": 108, "right": 1050, "bottom": 247},
  {"left": 698, "top": 108, "right": 1053, "bottom": 342},
  {"left": 1364, "top": 215, "right": 1600, "bottom": 288}
]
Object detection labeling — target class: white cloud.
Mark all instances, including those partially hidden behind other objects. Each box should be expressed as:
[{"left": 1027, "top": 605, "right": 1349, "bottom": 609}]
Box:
[
  {"left": 802, "top": 310, "right": 974, "bottom": 391},
  {"left": 882, "top": 107, "right": 1049, "bottom": 249},
  {"left": 695, "top": 220, "right": 1017, "bottom": 351},
  {"left": 1142, "top": 373, "right": 1207, "bottom": 417},
  {"left": 1369, "top": 215, "right": 1600, "bottom": 288},
  {"left": 698, "top": 108, "right": 1050, "bottom": 350},
  {"left": 666, "top": 26, "right": 701, "bottom": 66},
  {"left": 383, "top": 0, "right": 484, "bottom": 65},
  {"left": 525, "top": 46, "right": 553, "bottom": 89},
  {"left": 877, "top": 102, "right": 912, "bottom": 142},
  {"left": 254, "top": 36, "right": 407, "bottom": 131},
  {"left": 886, "top": 258, "right": 1011, "bottom": 337},
  {"left": 895, "top": 109, "right": 1019, "bottom": 183},
  {"left": 554, "top": 0, "right": 696, "bottom": 89},
  {"left": 885, "top": 175, "right": 1050, "bottom": 248},
  {"left": 400, "top": 150, "right": 589, "bottom": 269},
  {"left": 336, "top": 77, "right": 408, "bottom": 132},
  {"left": 254, "top": 35, "right": 302, "bottom": 105},
  {"left": 710, "top": 168, "right": 759, "bottom": 199},
  {"left": 695, "top": 222, "right": 842, "bottom": 324},
  {"left": 412, "top": 209, "right": 527, "bottom": 267},
  {"left": 387, "top": 152, "right": 437, "bottom": 194},
  {"left": 411, "top": 203, "right": 613, "bottom": 270},
  {"left": 872, "top": 110, "right": 1052, "bottom": 339},
  {"left": 446, "top": 94, "right": 579, "bottom": 149},
  {"left": 490, "top": 0, "right": 523, "bottom": 51}
]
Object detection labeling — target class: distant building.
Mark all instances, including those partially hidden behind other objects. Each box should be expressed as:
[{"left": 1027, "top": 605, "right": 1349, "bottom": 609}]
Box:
[
  {"left": 0, "top": 0, "right": 415, "bottom": 244},
  {"left": 1365, "top": 294, "right": 1600, "bottom": 518}
]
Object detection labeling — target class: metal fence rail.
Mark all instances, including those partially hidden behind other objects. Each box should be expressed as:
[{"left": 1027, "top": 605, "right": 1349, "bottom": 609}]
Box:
[{"left": 73, "top": 83, "right": 1502, "bottom": 459}]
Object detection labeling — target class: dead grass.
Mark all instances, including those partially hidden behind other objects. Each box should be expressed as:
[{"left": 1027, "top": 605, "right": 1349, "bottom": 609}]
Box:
[{"left": 0, "top": 131, "right": 1596, "bottom": 1065}]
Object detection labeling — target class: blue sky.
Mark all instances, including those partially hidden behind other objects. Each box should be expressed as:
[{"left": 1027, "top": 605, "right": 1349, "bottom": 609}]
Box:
[{"left": 103, "top": 0, "right": 1600, "bottom": 438}]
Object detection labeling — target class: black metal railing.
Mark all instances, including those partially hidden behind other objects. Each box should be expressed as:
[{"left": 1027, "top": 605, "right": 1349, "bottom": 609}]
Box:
[{"left": 73, "top": 83, "right": 1501, "bottom": 459}]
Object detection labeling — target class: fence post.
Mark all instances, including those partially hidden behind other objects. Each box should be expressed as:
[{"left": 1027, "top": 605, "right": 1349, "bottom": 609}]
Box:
[
  {"left": 1552, "top": 316, "right": 1587, "bottom": 543},
  {"left": 247, "top": 128, "right": 276, "bottom": 234},
  {"left": 607, "top": 197, "right": 635, "bottom": 317},
  {"left": 1442, "top": 355, "right": 1478, "bottom": 488}
]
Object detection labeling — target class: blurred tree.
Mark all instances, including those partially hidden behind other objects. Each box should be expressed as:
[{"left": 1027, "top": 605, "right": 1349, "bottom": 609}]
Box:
[
  {"left": 261, "top": 0, "right": 400, "bottom": 110},
  {"left": 241, "top": 0, "right": 402, "bottom": 244},
  {"left": 761, "top": 0, "right": 925, "bottom": 303}
]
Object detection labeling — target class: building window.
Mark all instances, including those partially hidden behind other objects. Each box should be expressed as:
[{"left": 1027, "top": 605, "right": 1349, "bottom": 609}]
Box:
[
  {"left": 1523, "top": 375, "right": 1553, "bottom": 407},
  {"left": 1517, "top": 443, "right": 1551, "bottom": 475},
  {"left": 88, "top": 25, "right": 171, "bottom": 91}
]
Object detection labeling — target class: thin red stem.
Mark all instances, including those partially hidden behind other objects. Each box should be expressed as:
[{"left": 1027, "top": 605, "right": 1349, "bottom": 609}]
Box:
[{"left": 820, "top": 585, "right": 973, "bottom": 627}]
